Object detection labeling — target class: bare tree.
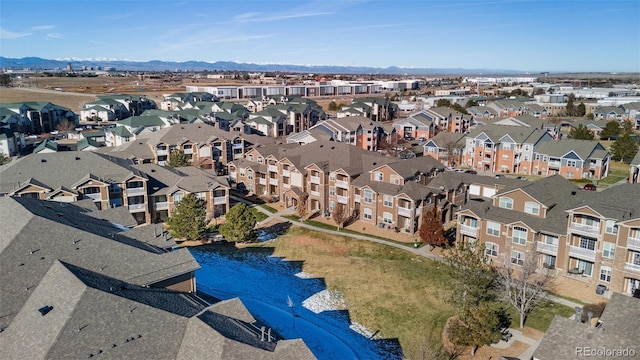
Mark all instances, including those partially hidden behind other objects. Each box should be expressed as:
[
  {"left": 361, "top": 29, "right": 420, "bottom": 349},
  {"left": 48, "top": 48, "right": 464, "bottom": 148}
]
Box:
[
  {"left": 498, "top": 243, "right": 555, "bottom": 328},
  {"left": 56, "top": 119, "right": 76, "bottom": 134},
  {"left": 296, "top": 194, "right": 308, "bottom": 221},
  {"left": 331, "top": 204, "right": 348, "bottom": 231}
]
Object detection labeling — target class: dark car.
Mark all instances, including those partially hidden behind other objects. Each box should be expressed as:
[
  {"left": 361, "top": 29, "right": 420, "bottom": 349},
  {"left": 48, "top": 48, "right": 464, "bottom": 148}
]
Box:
[
  {"left": 583, "top": 183, "right": 597, "bottom": 191},
  {"left": 464, "top": 169, "right": 478, "bottom": 174}
]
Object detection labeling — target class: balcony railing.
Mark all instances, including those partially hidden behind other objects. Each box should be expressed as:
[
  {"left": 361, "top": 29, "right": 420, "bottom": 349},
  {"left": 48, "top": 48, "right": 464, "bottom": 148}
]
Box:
[
  {"left": 337, "top": 195, "right": 348, "bottom": 204},
  {"left": 84, "top": 193, "right": 102, "bottom": 200},
  {"left": 536, "top": 242, "right": 559, "bottom": 254},
  {"left": 154, "top": 201, "right": 169, "bottom": 210},
  {"left": 310, "top": 176, "right": 320, "bottom": 184},
  {"left": 354, "top": 194, "right": 361, "bottom": 202},
  {"left": 229, "top": 172, "right": 236, "bottom": 179},
  {"left": 397, "top": 206, "right": 412, "bottom": 217},
  {"left": 460, "top": 224, "right": 478, "bottom": 237},
  {"left": 269, "top": 178, "right": 278, "bottom": 185},
  {"left": 310, "top": 190, "right": 320, "bottom": 196},
  {"left": 126, "top": 187, "right": 145, "bottom": 196},
  {"left": 625, "top": 262, "right": 640, "bottom": 272},
  {"left": 282, "top": 169, "right": 290, "bottom": 177},
  {"left": 259, "top": 178, "right": 267, "bottom": 185},
  {"left": 568, "top": 245, "right": 596, "bottom": 260},
  {"left": 128, "top": 203, "right": 146, "bottom": 212},
  {"left": 232, "top": 143, "right": 243, "bottom": 149},
  {"left": 570, "top": 222, "right": 600, "bottom": 236},
  {"left": 628, "top": 237, "right": 640, "bottom": 250},
  {"left": 156, "top": 149, "right": 168, "bottom": 156},
  {"left": 335, "top": 179, "right": 349, "bottom": 188},
  {"left": 268, "top": 165, "right": 278, "bottom": 172},
  {"left": 183, "top": 148, "right": 193, "bottom": 154},
  {"left": 213, "top": 196, "right": 226, "bottom": 205}
]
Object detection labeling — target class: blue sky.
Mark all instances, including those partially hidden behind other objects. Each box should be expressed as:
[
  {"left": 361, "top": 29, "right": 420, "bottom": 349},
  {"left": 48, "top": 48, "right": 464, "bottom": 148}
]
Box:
[{"left": 1, "top": 0, "right": 639, "bottom": 72}]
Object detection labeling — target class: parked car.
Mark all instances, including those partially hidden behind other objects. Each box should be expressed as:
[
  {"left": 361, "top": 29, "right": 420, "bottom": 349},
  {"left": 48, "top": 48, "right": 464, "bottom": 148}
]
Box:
[
  {"left": 464, "top": 170, "right": 478, "bottom": 174},
  {"left": 583, "top": 183, "right": 597, "bottom": 191}
]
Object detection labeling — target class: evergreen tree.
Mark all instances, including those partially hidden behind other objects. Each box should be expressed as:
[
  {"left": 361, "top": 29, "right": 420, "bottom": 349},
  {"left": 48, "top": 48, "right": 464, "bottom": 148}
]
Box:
[
  {"left": 611, "top": 133, "right": 639, "bottom": 163},
  {"left": 218, "top": 203, "right": 257, "bottom": 242},
  {"left": 565, "top": 98, "right": 575, "bottom": 116},
  {"left": 436, "top": 99, "right": 451, "bottom": 107},
  {"left": 418, "top": 207, "right": 446, "bottom": 249},
  {"left": 167, "top": 149, "right": 190, "bottom": 167},
  {"left": 599, "top": 121, "right": 621, "bottom": 140},
  {"left": 576, "top": 102, "right": 586, "bottom": 117},
  {"left": 167, "top": 193, "right": 207, "bottom": 240},
  {"left": 448, "top": 304, "right": 504, "bottom": 356},
  {"left": 568, "top": 124, "right": 594, "bottom": 140}
]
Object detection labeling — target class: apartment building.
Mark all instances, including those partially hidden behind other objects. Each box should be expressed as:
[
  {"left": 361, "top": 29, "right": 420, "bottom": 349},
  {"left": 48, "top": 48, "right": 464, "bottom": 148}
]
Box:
[
  {"left": 1, "top": 101, "right": 78, "bottom": 133},
  {"left": 392, "top": 112, "right": 436, "bottom": 140},
  {"left": 285, "top": 116, "right": 382, "bottom": 151},
  {"left": 531, "top": 139, "right": 610, "bottom": 180},
  {"left": 422, "top": 132, "right": 465, "bottom": 166},
  {"left": 462, "top": 125, "right": 553, "bottom": 174},
  {"left": 421, "top": 107, "right": 473, "bottom": 133},
  {"left": 456, "top": 176, "right": 640, "bottom": 298},
  {"left": 0, "top": 151, "right": 229, "bottom": 225}
]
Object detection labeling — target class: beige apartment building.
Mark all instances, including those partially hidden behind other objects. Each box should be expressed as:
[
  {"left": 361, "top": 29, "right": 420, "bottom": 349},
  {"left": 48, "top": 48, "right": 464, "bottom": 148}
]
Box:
[{"left": 456, "top": 176, "right": 640, "bottom": 299}]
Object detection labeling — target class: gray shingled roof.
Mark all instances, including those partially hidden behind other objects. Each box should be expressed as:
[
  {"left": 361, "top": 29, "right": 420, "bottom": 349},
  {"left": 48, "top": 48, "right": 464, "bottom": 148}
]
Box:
[
  {"left": 533, "top": 293, "right": 640, "bottom": 360},
  {"left": 534, "top": 139, "right": 608, "bottom": 160}
]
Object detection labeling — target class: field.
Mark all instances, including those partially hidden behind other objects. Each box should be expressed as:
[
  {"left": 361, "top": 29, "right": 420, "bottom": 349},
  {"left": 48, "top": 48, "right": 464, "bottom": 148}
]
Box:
[{"left": 242, "top": 227, "right": 571, "bottom": 359}]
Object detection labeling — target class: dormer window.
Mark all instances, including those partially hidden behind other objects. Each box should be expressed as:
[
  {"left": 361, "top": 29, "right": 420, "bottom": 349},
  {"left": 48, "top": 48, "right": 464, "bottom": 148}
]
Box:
[
  {"left": 499, "top": 197, "right": 513, "bottom": 210},
  {"left": 524, "top": 202, "right": 540, "bottom": 215},
  {"left": 375, "top": 172, "right": 383, "bottom": 182}
]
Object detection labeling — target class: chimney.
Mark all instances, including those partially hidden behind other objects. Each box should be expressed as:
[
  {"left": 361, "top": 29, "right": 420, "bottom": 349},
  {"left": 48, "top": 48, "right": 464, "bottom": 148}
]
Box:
[{"left": 587, "top": 311, "right": 593, "bottom": 326}]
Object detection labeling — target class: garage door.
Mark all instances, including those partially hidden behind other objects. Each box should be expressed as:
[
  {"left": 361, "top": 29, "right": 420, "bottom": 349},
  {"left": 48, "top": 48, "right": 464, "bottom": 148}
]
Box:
[
  {"left": 469, "top": 185, "right": 481, "bottom": 196},
  {"left": 482, "top": 187, "right": 497, "bottom": 198}
]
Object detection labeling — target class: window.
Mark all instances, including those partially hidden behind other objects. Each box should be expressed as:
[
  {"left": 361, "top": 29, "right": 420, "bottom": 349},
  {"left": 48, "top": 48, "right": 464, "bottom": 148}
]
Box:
[
  {"left": 602, "top": 242, "right": 615, "bottom": 259},
  {"left": 329, "top": 173, "right": 335, "bottom": 182},
  {"left": 524, "top": 202, "right": 540, "bottom": 215},
  {"left": 565, "top": 172, "right": 573, "bottom": 179},
  {"left": 511, "top": 250, "right": 525, "bottom": 266},
  {"left": 109, "top": 184, "right": 121, "bottom": 193},
  {"left": 502, "top": 154, "right": 509, "bottom": 160},
  {"left": 486, "top": 221, "right": 500, "bottom": 237},
  {"left": 605, "top": 220, "right": 618, "bottom": 234},
  {"left": 567, "top": 160, "right": 576, "bottom": 167},
  {"left": 383, "top": 195, "right": 393, "bottom": 207},
  {"left": 383, "top": 212, "right": 393, "bottom": 224},
  {"left": 599, "top": 267, "right": 612, "bottom": 282},
  {"left": 391, "top": 176, "right": 401, "bottom": 185},
  {"left": 542, "top": 254, "right": 556, "bottom": 269},
  {"left": 632, "top": 252, "right": 640, "bottom": 266},
  {"left": 375, "top": 172, "right": 383, "bottom": 181},
  {"left": 579, "top": 237, "right": 596, "bottom": 251},
  {"left": 576, "top": 259, "right": 593, "bottom": 276},
  {"left": 248, "top": 154, "right": 254, "bottom": 161},
  {"left": 239, "top": 168, "right": 245, "bottom": 177},
  {"left": 329, "top": 201, "right": 335, "bottom": 211},
  {"left": 363, "top": 189, "right": 373, "bottom": 203},
  {"left": 257, "top": 156, "right": 263, "bottom": 164},
  {"left": 543, "top": 235, "right": 559, "bottom": 245},
  {"left": 329, "top": 186, "right": 335, "bottom": 196},
  {"left": 363, "top": 208, "right": 372, "bottom": 220},
  {"left": 499, "top": 197, "right": 513, "bottom": 209},
  {"left": 485, "top": 242, "right": 498, "bottom": 257},
  {"left": 247, "top": 170, "right": 254, "bottom": 180},
  {"left": 512, "top": 226, "right": 527, "bottom": 245},
  {"left": 173, "top": 191, "right": 183, "bottom": 204}
]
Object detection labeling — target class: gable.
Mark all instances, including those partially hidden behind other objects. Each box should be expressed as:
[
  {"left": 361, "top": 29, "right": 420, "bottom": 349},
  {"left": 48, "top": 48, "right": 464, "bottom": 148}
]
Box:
[
  {"left": 569, "top": 205, "right": 603, "bottom": 218},
  {"left": 562, "top": 151, "right": 581, "bottom": 160}
]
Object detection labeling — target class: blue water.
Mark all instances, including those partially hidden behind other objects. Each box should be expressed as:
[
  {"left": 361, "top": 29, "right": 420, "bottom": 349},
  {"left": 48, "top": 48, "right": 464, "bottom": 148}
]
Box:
[{"left": 190, "top": 246, "right": 402, "bottom": 360}]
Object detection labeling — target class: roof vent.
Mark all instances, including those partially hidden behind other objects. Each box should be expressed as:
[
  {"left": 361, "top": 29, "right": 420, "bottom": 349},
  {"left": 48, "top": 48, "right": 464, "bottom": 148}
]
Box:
[
  {"left": 331, "top": 146, "right": 335, "bottom": 149},
  {"left": 38, "top": 305, "right": 54, "bottom": 316},
  {"left": 571, "top": 190, "right": 577, "bottom": 195},
  {"left": 41, "top": 159, "right": 47, "bottom": 163},
  {"left": 320, "top": 144, "right": 323, "bottom": 148},
  {"left": 75, "top": 156, "right": 81, "bottom": 160}
]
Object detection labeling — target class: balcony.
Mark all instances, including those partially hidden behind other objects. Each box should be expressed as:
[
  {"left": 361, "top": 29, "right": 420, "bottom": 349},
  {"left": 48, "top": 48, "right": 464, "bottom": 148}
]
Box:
[
  {"left": 568, "top": 245, "right": 596, "bottom": 261},
  {"left": 259, "top": 178, "right": 267, "bottom": 185},
  {"left": 84, "top": 193, "right": 102, "bottom": 200},
  {"left": 549, "top": 161, "right": 561, "bottom": 170},
  {"left": 126, "top": 187, "right": 145, "bottom": 196},
  {"left": 154, "top": 201, "right": 169, "bottom": 210},
  {"left": 128, "top": 203, "right": 146, "bottom": 212},
  {"left": 183, "top": 148, "right": 193, "bottom": 154},
  {"left": 282, "top": 169, "right": 290, "bottom": 177},
  {"left": 536, "top": 242, "right": 559, "bottom": 254},
  {"left": 570, "top": 222, "right": 600, "bottom": 236},
  {"left": 397, "top": 206, "right": 412, "bottom": 217},
  {"left": 310, "top": 176, "right": 320, "bottom": 184},
  {"left": 232, "top": 143, "right": 243, "bottom": 149},
  {"left": 337, "top": 195, "right": 348, "bottom": 204},
  {"left": 229, "top": 172, "right": 236, "bottom": 179},
  {"left": 624, "top": 262, "right": 640, "bottom": 272},
  {"left": 628, "top": 237, "right": 640, "bottom": 251},
  {"left": 354, "top": 194, "right": 361, "bottom": 202},
  {"left": 268, "top": 165, "right": 278, "bottom": 172},
  {"left": 269, "top": 178, "right": 278, "bottom": 186},
  {"left": 310, "top": 190, "right": 320, "bottom": 196},
  {"left": 213, "top": 196, "right": 226, "bottom": 205},
  {"left": 460, "top": 224, "right": 478, "bottom": 237},
  {"left": 335, "top": 179, "right": 349, "bottom": 188},
  {"left": 156, "top": 149, "right": 168, "bottom": 156}
]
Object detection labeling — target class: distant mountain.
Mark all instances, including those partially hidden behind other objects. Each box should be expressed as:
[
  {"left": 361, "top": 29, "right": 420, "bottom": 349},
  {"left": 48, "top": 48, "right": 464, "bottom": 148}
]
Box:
[{"left": 0, "top": 56, "right": 525, "bottom": 75}]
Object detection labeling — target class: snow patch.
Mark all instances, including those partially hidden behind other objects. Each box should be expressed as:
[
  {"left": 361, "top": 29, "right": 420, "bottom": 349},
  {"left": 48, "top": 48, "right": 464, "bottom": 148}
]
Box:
[
  {"left": 294, "top": 271, "right": 316, "bottom": 279},
  {"left": 350, "top": 322, "right": 375, "bottom": 338},
  {"left": 302, "top": 289, "right": 346, "bottom": 314}
]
